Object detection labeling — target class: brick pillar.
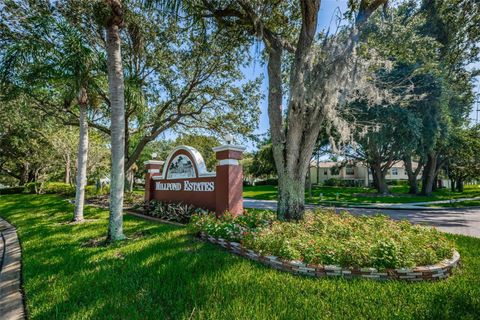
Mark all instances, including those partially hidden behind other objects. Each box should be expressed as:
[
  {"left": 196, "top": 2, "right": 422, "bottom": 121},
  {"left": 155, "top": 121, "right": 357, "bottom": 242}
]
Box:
[
  {"left": 213, "top": 145, "right": 246, "bottom": 216},
  {"left": 144, "top": 160, "right": 164, "bottom": 201}
]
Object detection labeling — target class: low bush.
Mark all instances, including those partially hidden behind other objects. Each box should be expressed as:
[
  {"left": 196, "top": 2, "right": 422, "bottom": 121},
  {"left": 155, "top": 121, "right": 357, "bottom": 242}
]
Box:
[
  {"left": 43, "top": 182, "right": 76, "bottom": 196},
  {"left": 190, "top": 210, "right": 455, "bottom": 270},
  {"left": 0, "top": 186, "right": 25, "bottom": 194},
  {"left": 323, "top": 178, "right": 363, "bottom": 187},
  {"left": 141, "top": 200, "right": 210, "bottom": 224},
  {"left": 254, "top": 178, "right": 278, "bottom": 186},
  {"left": 189, "top": 210, "right": 275, "bottom": 240}
]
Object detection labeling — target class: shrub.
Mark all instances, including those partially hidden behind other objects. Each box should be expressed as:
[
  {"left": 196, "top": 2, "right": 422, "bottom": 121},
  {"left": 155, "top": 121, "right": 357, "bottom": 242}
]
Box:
[
  {"left": 141, "top": 200, "right": 209, "bottom": 224},
  {"left": 43, "top": 182, "right": 76, "bottom": 196},
  {"left": 0, "top": 186, "right": 25, "bottom": 194},
  {"left": 191, "top": 209, "right": 455, "bottom": 270},
  {"left": 323, "top": 178, "right": 363, "bottom": 187},
  {"left": 254, "top": 178, "right": 278, "bottom": 186},
  {"left": 23, "top": 182, "right": 40, "bottom": 194},
  {"left": 189, "top": 210, "right": 275, "bottom": 241}
]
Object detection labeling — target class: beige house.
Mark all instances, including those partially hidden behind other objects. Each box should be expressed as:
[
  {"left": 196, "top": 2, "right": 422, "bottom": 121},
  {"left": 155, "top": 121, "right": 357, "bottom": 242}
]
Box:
[{"left": 309, "top": 161, "right": 420, "bottom": 187}]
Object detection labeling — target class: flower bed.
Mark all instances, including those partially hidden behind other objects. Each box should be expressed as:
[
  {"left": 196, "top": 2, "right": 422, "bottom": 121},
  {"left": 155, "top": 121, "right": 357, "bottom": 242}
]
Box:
[{"left": 190, "top": 210, "right": 460, "bottom": 281}]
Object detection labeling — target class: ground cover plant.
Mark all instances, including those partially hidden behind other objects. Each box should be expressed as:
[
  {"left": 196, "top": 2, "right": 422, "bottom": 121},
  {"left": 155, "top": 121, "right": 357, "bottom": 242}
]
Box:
[
  {"left": 135, "top": 200, "right": 209, "bottom": 224},
  {"left": 1, "top": 194, "right": 480, "bottom": 319},
  {"left": 190, "top": 210, "right": 454, "bottom": 269},
  {"left": 243, "top": 184, "right": 480, "bottom": 205}
]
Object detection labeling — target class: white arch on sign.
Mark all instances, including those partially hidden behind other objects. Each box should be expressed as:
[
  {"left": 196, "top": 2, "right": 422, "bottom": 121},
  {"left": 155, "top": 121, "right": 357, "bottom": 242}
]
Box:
[{"left": 159, "top": 145, "right": 216, "bottom": 180}]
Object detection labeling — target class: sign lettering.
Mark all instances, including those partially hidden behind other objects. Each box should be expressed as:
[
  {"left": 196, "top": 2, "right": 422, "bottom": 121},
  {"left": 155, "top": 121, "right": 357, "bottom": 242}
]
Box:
[{"left": 155, "top": 181, "right": 214, "bottom": 192}]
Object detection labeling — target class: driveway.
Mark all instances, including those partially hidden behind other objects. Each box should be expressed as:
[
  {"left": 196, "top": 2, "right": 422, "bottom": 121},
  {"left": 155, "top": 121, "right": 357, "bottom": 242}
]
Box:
[{"left": 244, "top": 199, "right": 480, "bottom": 238}]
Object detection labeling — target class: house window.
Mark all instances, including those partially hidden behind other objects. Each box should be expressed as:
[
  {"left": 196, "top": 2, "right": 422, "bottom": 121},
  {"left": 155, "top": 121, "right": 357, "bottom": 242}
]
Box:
[
  {"left": 346, "top": 166, "right": 354, "bottom": 175},
  {"left": 392, "top": 168, "right": 398, "bottom": 176},
  {"left": 330, "top": 167, "right": 339, "bottom": 175},
  {"left": 323, "top": 169, "right": 328, "bottom": 175}
]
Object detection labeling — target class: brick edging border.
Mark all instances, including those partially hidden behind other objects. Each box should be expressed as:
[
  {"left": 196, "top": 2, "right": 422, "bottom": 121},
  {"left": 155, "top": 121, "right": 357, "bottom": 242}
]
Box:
[
  {"left": 0, "top": 217, "right": 26, "bottom": 319},
  {"left": 199, "top": 232, "right": 460, "bottom": 281}
]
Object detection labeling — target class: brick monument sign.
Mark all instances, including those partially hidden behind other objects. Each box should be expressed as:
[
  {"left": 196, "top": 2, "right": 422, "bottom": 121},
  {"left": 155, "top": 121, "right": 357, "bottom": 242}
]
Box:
[{"left": 144, "top": 144, "right": 246, "bottom": 216}]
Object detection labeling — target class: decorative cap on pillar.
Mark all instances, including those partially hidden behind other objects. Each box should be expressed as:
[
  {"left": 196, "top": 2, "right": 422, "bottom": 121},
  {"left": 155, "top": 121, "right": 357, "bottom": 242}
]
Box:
[
  {"left": 144, "top": 160, "right": 165, "bottom": 166},
  {"left": 212, "top": 144, "right": 246, "bottom": 164}
]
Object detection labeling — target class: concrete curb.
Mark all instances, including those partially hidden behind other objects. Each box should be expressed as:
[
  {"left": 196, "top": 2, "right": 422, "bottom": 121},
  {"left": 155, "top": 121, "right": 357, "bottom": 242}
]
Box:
[{"left": 0, "top": 217, "right": 26, "bottom": 320}]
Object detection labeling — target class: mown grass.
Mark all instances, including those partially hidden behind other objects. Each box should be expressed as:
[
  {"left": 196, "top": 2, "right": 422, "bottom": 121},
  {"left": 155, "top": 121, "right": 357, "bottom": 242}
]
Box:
[
  {"left": 243, "top": 184, "right": 480, "bottom": 205},
  {"left": 424, "top": 199, "right": 480, "bottom": 208},
  {"left": 1, "top": 194, "right": 480, "bottom": 319}
]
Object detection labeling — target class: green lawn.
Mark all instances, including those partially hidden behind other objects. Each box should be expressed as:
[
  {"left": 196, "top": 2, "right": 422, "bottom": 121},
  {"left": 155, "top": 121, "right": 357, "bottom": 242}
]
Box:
[
  {"left": 243, "top": 184, "right": 480, "bottom": 205},
  {"left": 1, "top": 194, "right": 480, "bottom": 319},
  {"left": 424, "top": 199, "right": 480, "bottom": 208}
]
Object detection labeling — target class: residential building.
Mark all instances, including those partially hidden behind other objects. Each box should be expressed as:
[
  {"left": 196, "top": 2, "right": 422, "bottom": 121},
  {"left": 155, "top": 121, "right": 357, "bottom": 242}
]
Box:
[{"left": 309, "top": 161, "right": 420, "bottom": 187}]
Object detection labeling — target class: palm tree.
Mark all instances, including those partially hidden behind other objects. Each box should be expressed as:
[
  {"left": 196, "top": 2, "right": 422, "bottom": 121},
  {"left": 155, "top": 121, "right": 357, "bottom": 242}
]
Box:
[
  {"left": 0, "top": 7, "right": 103, "bottom": 222},
  {"left": 105, "top": 0, "right": 127, "bottom": 241}
]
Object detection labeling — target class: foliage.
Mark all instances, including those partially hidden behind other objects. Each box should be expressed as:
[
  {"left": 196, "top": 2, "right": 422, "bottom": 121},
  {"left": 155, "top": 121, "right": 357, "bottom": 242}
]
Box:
[
  {"left": 447, "top": 125, "right": 480, "bottom": 184},
  {"left": 174, "top": 134, "right": 220, "bottom": 171},
  {"left": 248, "top": 141, "right": 276, "bottom": 179},
  {"left": 192, "top": 209, "right": 454, "bottom": 269},
  {"left": 323, "top": 178, "right": 363, "bottom": 188},
  {"left": 0, "top": 186, "right": 25, "bottom": 195},
  {"left": 141, "top": 200, "right": 209, "bottom": 224},
  {"left": 189, "top": 210, "right": 275, "bottom": 241},
  {"left": 253, "top": 178, "right": 278, "bottom": 186}
]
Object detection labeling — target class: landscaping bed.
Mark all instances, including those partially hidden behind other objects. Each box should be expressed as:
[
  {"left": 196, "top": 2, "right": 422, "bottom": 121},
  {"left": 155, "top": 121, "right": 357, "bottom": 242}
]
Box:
[{"left": 190, "top": 210, "right": 459, "bottom": 281}]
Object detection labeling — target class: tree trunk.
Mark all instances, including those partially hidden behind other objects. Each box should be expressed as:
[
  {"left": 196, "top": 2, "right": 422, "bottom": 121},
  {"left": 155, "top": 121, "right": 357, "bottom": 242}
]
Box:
[
  {"left": 403, "top": 156, "right": 418, "bottom": 194},
  {"left": 277, "top": 172, "right": 305, "bottom": 221},
  {"left": 370, "top": 166, "right": 378, "bottom": 190},
  {"left": 373, "top": 164, "right": 389, "bottom": 194},
  {"left": 19, "top": 162, "right": 29, "bottom": 186},
  {"left": 421, "top": 152, "right": 437, "bottom": 196},
  {"left": 73, "top": 102, "right": 89, "bottom": 222},
  {"left": 432, "top": 175, "right": 439, "bottom": 192},
  {"left": 125, "top": 168, "right": 134, "bottom": 192},
  {"left": 106, "top": 8, "right": 126, "bottom": 241},
  {"left": 65, "top": 153, "right": 71, "bottom": 185},
  {"left": 450, "top": 179, "right": 456, "bottom": 192},
  {"left": 456, "top": 178, "right": 464, "bottom": 192},
  {"left": 306, "top": 166, "right": 312, "bottom": 201}
]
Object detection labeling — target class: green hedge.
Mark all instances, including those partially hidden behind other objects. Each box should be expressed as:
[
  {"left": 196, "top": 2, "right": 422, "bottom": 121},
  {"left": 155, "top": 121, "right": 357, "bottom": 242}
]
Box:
[{"left": 0, "top": 186, "right": 25, "bottom": 195}]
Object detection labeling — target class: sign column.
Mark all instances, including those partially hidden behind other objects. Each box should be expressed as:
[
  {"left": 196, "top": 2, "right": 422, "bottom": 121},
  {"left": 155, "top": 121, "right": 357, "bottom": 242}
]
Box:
[
  {"left": 213, "top": 144, "right": 246, "bottom": 216},
  {"left": 144, "top": 160, "right": 164, "bottom": 201}
]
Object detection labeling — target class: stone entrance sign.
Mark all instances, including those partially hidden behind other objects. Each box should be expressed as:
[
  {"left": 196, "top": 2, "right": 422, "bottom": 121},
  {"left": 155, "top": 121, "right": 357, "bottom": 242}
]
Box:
[{"left": 144, "top": 144, "right": 245, "bottom": 216}]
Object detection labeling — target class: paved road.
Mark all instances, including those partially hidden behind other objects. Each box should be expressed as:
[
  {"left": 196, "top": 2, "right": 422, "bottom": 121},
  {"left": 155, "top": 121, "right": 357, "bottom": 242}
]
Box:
[{"left": 244, "top": 199, "right": 480, "bottom": 238}]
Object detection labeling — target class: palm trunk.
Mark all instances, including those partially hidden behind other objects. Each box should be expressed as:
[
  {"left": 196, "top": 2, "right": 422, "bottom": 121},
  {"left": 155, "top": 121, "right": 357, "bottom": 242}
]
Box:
[
  {"left": 73, "top": 103, "right": 89, "bottom": 222},
  {"left": 106, "top": 10, "right": 126, "bottom": 241}
]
